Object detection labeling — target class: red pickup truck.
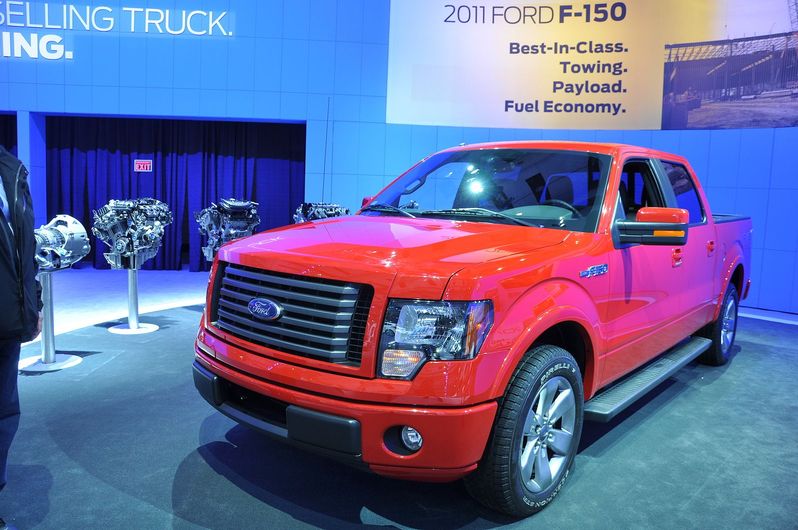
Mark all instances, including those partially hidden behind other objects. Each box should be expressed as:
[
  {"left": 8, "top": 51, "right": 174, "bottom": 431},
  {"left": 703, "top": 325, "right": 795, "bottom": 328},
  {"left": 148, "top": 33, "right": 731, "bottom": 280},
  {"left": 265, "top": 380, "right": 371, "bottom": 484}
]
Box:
[{"left": 193, "top": 141, "right": 752, "bottom": 517}]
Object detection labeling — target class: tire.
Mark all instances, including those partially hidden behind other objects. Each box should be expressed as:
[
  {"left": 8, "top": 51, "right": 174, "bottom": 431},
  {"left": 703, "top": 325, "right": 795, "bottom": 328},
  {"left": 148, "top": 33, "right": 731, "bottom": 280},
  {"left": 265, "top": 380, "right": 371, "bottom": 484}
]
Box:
[
  {"left": 465, "top": 345, "right": 584, "bottom": 517},
  {"left": 698, "top": 283, "right": 739, "bottom": 366}
]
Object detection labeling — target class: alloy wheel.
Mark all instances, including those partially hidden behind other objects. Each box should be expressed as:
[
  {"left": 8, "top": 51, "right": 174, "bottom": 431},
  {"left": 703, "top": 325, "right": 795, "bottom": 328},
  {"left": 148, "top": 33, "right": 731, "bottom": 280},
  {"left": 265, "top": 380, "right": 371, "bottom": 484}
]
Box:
[
  {"left": 720, "top": 294, "right": 737, "bottom": 354},
  {"left": 519, "top": 376, "right": 576, "bottom": 493}
]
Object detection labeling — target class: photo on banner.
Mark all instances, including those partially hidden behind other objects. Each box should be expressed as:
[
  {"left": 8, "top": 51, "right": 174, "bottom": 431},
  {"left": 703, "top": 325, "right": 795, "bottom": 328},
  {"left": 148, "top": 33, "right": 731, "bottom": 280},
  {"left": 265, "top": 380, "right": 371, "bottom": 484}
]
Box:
[
  {"left": 386, "top": 0, "right": 797, "bottom": 130},
  {"left": 658, "top": 0, "right": 798, "bottom": 129}
]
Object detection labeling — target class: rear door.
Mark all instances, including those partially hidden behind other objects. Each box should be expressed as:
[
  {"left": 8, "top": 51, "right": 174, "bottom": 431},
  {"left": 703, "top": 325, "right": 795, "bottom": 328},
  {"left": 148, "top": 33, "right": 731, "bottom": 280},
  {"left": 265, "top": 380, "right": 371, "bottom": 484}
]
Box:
[{"left": 654, "top": 159, "right": 717, "bottom": 328}]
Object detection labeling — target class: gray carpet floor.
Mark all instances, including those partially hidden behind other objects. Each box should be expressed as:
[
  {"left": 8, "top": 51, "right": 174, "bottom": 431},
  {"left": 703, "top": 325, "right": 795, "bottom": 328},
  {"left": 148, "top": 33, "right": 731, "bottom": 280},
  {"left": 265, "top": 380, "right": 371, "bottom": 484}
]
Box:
[{"left": 1, "top": 307, "right": 797, "bottom": 529}]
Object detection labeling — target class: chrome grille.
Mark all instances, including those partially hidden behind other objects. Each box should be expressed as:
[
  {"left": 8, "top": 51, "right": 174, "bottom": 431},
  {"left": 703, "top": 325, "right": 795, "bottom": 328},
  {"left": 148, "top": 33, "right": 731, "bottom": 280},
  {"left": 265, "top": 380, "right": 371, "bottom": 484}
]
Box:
[{"left": 212, "top": 262, "right": 373, "bottom": 365}]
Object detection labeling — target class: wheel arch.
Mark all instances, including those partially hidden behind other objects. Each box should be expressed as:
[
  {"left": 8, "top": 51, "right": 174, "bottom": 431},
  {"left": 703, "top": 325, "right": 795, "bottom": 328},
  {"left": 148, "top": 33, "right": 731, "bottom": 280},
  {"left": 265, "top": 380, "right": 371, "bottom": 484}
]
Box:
[
  {"left": 531, "top": 321, "right": 594, "bottom": 396},
  {"left": 730, "top": 263, "right": 744, "bottom": 298},
  {"left": 713, "top": 243, "right": 747, "bottom": 320},
  {"left": 487, "top": 279, "right": 603, "bottom": 401}
]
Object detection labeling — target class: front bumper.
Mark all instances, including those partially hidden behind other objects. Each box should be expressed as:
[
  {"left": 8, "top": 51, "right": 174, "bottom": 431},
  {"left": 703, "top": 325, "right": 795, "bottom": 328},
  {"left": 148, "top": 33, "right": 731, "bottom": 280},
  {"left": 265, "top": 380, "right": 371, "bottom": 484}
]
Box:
[
  {"left": 194, "top": 354, "right": 498, "bottom": 482},
  {"left": 194, "top": 361, "right": 364, "bottom": 462}
]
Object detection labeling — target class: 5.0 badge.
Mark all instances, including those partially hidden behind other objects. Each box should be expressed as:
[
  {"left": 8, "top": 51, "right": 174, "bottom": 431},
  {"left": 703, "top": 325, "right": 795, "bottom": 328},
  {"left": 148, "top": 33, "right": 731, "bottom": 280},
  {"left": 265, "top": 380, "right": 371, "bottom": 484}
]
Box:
[{"left": 579, "top": 264, "right": 608, "bottom": 279}]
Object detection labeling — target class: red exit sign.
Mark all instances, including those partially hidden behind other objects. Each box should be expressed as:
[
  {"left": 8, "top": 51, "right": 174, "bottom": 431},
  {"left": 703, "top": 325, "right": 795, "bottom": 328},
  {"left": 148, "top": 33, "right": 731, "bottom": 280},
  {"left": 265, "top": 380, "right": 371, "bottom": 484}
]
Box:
[{"left": 134, "top": 159, "right": 153, "bottom": 172}]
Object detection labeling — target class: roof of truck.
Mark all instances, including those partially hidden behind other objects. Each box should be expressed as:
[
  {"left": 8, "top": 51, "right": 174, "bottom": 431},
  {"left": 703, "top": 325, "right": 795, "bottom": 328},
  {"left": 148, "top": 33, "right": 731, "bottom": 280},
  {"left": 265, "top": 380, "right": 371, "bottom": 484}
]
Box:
[{"left": 442, "top": 141, "right": 686, "bottom": 162}]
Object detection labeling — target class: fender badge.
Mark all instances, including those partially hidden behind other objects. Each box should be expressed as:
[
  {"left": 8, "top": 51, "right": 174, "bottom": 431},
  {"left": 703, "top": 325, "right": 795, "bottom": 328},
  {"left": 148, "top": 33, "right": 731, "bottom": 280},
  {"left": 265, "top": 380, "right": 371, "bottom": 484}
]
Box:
[{"left": 579, "top": 264, "right": 608, "bottom": 279}]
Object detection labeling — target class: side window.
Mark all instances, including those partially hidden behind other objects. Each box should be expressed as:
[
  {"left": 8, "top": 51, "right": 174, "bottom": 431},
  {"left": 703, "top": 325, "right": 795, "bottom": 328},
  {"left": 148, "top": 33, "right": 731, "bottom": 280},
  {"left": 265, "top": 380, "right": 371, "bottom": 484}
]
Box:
[
  {"left": 660, "top": 161, "right": 704, "bottom": 224},
  {"left": 617, "top": 160, "right": 664, "bottom": 219}
]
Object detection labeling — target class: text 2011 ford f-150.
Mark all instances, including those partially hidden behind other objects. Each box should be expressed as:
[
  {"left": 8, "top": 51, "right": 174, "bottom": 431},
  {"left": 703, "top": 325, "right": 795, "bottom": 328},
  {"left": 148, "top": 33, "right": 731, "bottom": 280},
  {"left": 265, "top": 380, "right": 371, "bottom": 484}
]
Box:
[{"left": 193, "top": 142, "right": 752, "bottom": 516}]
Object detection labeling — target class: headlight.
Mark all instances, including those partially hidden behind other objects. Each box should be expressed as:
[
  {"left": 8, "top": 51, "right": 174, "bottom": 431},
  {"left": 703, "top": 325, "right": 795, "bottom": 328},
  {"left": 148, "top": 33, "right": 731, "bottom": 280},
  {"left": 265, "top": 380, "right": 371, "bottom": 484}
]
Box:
[{"left": 379, "top": 299, "right": 493, "bottom": 379}]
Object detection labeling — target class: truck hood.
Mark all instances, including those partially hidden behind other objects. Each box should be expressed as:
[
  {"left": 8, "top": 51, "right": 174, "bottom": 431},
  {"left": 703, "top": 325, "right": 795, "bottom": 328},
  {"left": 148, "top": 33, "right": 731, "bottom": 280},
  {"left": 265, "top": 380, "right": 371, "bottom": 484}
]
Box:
[{"left": 218, "top": 215, "right": 568, "bottom": 299}]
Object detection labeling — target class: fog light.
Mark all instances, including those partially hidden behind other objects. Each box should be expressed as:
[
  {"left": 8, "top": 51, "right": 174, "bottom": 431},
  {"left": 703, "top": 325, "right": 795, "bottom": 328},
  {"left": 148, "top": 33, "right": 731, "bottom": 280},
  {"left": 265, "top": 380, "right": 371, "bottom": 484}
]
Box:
[{"left": 401, "top": 426, "right": 423, "bottom": 452}]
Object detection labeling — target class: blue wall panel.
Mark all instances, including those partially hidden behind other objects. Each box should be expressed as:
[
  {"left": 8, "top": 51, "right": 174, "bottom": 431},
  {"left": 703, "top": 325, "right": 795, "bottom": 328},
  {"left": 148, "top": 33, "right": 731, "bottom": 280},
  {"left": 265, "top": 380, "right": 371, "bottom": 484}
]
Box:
[
  {"left": 764, "top": 191, "right": 798, "bottom": 252},
  {"left": 283, "top": 0, "right": 310, "bottom": 39},
  {"left": 281, "top": 41, "right": 310, "bottom": 93},
  {"left": 279, "top": 92, "right": 307, "bottom": 120},
  {"left": 383, "top": 125, "right": 413, "bottom": 176},
  {"left": 1, "top": 0, "right": 795, "bottom": 312},
  {"left": 331, "top": 121, "right": 360, "bottom": 175},
  {"left": 358, "top": 122, "right": 386, "bottom": 175},
  {"left": 9, "top": 54, "right": 36, "bottom": 85},
  {"left": 307, "top": 42, "right": 336, "bottom": 94},
  {"left": 362, "top": 1, "right": 390, "bottom": 45},
  {"left": 681, "top": 131, "right": 712, "bottom": 185},
  {"left": 253, "top": 91, "right": 281, "bottom": 119},
  {"left": 332, "top": 95, "right": 359, "bottom": 121},
  {"left": 649, "top": 130, "right": 681, "bottom": 155},
  {"left": 736, "top": 129, "right": 774, "bottom": 188},
  {"left": 334, "top": 43, "right": 363, "bottom": 95},
  {"left": 435, "top": 127, "right": 464, "bottom": 151},
  {"left": 759, "top": 250, "right": 796, "bottom": 313},
  {"left": 705, "top": 130, "right": 740, "bottom": 188},
  {"left": 36, "top": 85, "right": 64, "bottom": 113},
  {"left": 410, "top": 126, "right": 437, "bottom": 164},
  {"left": 771, "top": 128, "right": 798, "bottom": 190},
  {"left": 255, "top": 1, "right": 285, "bottom": 38}
]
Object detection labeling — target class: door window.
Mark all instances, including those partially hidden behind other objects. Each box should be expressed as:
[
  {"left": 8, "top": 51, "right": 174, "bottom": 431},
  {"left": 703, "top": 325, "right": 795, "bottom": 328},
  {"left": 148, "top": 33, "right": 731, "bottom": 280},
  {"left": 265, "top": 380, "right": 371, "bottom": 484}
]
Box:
[{"left": 617, "top": 160, "right": 665, "bottom": 219}]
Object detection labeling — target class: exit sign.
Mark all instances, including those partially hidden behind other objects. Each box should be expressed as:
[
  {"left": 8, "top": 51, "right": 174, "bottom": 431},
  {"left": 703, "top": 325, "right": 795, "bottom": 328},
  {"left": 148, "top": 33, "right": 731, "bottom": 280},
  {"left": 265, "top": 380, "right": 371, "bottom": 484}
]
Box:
[{"left": 134, "top": 159, "right": 153, "bottom": 172}]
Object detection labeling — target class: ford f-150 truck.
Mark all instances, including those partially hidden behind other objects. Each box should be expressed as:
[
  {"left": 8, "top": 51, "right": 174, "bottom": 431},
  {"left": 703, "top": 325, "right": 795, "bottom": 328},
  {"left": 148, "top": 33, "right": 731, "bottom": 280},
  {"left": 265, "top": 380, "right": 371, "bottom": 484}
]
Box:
[{"left": 193, "top": 141, "right": 752, "bottom": 517}]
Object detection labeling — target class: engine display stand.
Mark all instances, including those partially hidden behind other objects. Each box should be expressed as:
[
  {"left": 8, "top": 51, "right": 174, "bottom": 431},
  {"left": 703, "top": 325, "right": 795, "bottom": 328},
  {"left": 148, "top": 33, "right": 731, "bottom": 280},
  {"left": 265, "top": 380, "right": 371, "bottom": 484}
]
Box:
[
  {"left": 18, "top": 272, "right": 84, "bottom": 372},
  {"left": 108, "top": 269, "right": 159, "bottom": 335}
]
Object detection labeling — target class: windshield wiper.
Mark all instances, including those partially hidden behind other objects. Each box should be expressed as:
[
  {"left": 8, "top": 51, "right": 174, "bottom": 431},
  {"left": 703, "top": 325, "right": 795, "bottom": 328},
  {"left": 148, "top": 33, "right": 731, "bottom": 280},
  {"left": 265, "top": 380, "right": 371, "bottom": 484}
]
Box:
[
  {"left": 420, "top": 208, "right": 538, "bottom": 227},
  {"left": 360, "top": 202, "right": 416, "bottom": 218}
]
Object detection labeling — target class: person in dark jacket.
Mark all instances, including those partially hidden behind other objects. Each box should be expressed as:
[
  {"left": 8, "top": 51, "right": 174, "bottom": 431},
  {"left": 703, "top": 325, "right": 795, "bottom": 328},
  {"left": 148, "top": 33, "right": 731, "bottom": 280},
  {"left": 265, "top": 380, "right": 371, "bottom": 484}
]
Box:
[{"left": 0, "top": 145, "right": 41, "bottom": 530}]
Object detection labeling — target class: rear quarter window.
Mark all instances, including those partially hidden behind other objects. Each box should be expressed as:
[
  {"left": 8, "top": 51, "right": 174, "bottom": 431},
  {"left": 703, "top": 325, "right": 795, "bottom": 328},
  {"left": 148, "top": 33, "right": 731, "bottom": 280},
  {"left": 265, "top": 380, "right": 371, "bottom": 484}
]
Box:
[{"left": 660, "top": 160, "right": 705, "bottom": 224}]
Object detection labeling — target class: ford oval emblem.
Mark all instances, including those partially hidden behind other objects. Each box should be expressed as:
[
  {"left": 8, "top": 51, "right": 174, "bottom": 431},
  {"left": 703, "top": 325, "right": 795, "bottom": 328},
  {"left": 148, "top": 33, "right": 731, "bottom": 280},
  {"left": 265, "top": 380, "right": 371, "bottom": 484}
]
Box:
[{"left": 247, "top": 298, "right": 283, "bottom": 321}]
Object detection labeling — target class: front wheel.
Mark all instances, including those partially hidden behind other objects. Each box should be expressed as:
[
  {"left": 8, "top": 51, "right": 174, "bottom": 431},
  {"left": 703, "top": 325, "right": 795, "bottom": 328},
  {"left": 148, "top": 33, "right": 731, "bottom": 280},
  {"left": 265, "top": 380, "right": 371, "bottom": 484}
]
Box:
[
  {"left": 465, "top": 345, "right": 584, "bottom": 517},
  {"left": 698, "top": 283, "right": 739, "bottom": 366}
]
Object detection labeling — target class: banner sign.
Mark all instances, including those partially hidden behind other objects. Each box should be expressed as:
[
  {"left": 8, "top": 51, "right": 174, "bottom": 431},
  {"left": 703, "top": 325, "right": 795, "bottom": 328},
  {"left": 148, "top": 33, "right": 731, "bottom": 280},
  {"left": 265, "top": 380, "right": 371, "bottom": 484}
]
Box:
[
  {"left": 386, "top": 1, "right": 797, "bottom": 129},
  {"left": 0, "top": 2, "right": 232, "bottom": 61}
]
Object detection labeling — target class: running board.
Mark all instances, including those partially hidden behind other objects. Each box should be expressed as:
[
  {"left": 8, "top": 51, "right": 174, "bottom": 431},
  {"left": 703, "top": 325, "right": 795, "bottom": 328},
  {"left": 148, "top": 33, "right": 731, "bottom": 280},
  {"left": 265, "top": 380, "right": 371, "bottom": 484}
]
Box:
[{"left": 584, "top": 337, "right": 712, "bottom": 423}]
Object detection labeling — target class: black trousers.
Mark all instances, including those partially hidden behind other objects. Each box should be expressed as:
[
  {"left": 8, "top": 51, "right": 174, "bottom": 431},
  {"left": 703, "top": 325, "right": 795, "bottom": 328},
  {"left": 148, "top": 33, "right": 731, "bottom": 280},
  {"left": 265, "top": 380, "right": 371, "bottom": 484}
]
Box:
[{"left": 0, "top": 340, "right": 20, "bottom": 493}]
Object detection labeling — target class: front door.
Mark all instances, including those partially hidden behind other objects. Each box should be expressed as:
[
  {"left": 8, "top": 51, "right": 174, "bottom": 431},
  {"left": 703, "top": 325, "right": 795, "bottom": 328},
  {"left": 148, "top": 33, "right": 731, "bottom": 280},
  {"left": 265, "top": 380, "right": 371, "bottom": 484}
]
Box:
[{"left": 602, "top": 158, "right": 685, "bottom": 386}]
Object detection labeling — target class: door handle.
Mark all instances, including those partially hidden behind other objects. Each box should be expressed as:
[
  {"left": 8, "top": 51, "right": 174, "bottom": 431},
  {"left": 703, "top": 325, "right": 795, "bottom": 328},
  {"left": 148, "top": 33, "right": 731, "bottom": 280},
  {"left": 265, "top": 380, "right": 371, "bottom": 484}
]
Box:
[
  {"left": 706, "top": 240, "right": 716, "bottom": 256},
  {"left": 672, "top": 248, "right": 683, "bottom": 268}
]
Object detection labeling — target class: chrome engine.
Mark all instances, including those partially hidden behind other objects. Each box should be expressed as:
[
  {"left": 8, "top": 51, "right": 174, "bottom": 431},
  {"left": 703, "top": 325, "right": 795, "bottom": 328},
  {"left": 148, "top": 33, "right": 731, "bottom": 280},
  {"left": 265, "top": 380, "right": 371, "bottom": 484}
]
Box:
[
  {"left": 292, "top": 202, "right": 349, "bottom": 223},
  {"left": 92, "top": 198, "right": 173, "bottom": 269},
  {"left": 195, "top": 198, "right": 261, "bottom": 261},
  {"left": 34, "top": 215, "right": 91, "bottom": 271}
]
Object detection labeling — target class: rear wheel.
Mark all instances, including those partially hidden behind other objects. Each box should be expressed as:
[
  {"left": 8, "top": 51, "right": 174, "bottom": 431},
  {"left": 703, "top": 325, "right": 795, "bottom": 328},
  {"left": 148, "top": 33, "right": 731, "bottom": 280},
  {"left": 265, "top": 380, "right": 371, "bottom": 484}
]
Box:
[
  {"left": 698, "top": 283, "right": 739, "bottom": 366},
  {"left": 465, "top": 345, "right": 583, "bottom": 517}
]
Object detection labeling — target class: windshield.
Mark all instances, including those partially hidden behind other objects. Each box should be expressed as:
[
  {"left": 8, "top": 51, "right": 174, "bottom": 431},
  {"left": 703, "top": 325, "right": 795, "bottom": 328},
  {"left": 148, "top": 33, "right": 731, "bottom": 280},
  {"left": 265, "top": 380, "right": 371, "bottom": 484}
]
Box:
[{"left": 362, "top": 149, "right": 612, "bottom": 232}]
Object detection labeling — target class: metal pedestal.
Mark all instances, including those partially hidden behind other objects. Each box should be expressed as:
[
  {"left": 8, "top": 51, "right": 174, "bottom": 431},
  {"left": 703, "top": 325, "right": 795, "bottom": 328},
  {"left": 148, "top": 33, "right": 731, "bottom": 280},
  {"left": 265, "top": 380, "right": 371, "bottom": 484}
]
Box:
[
  {"left": 18, "top": 272, "right": 83, "bottom": 372},
  {"left": 108, "top": 269, "right": 159, "bottom": 335}
]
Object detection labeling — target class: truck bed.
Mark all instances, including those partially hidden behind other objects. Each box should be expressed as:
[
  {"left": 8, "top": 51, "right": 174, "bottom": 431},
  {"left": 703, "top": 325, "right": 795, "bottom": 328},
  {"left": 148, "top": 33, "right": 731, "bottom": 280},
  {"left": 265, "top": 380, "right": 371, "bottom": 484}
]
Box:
[{"left": 713, "top": 213, "right": 751, "bottom": 224}]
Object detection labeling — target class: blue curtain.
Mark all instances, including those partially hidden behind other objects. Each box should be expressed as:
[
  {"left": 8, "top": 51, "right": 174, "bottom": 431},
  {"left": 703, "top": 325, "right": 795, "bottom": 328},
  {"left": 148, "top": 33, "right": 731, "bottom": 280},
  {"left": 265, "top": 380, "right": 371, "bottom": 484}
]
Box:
[
  {"left": 46, "top": 116, "right": 305, "bottom": 271},
  {"left": 0, "top": 114, "right": 16, "bottom": 155}
]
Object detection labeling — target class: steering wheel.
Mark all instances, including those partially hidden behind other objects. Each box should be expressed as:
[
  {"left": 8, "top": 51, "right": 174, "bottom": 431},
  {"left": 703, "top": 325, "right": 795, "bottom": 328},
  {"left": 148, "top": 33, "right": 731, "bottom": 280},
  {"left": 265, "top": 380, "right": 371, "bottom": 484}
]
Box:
[{"left": 541, "top": 199, "right": 583, "bottom": 218}]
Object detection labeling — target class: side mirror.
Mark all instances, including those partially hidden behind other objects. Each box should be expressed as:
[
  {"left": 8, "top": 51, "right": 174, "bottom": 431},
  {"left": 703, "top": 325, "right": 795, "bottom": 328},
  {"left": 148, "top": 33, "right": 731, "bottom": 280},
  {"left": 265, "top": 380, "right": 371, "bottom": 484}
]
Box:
[
  {"left": 616, "top": 207, "right": 689, "bottom": 246},
  {"left": 361, "top": 196, "right": 374, "bottom": 208}
]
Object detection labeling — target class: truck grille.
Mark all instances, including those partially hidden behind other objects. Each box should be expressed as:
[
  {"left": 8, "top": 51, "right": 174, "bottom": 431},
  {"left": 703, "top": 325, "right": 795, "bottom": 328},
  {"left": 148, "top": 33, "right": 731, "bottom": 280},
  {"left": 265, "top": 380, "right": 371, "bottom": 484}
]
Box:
[{"left": 211, "top": 262, "right": 373, "bottom": 365}]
